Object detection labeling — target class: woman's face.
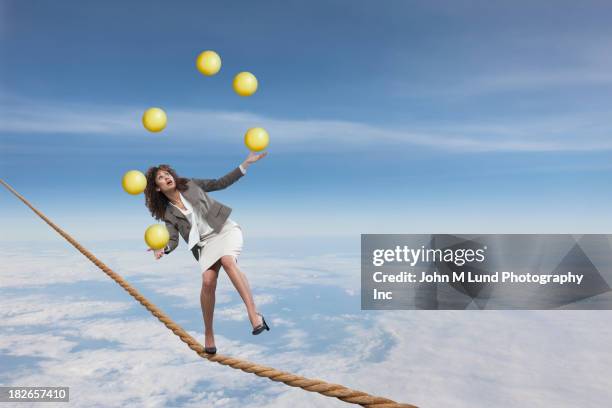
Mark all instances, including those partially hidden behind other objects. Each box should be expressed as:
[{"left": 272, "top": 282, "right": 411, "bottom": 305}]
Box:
[{"left": 155, "top": 169, "right": 176, "bottom": 194}]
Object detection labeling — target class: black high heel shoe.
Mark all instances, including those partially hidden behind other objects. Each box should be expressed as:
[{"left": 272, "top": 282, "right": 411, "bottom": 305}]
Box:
[{"left": 252, "top": 312, "right": 270, "bottom": 335}]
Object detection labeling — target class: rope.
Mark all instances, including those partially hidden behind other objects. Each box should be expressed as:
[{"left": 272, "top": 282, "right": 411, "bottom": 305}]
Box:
[{"left": 1, "top": 179, "right": 417, "bottom": 408}]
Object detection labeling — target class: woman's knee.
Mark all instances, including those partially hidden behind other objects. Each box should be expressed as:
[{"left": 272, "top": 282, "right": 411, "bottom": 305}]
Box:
[{"left": 202, "top": 270, "right": 218, "bottom": 291}]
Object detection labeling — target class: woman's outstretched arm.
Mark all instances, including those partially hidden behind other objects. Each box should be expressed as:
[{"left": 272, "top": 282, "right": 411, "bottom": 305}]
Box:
[
  {"left": 192, "top": 166, "right": 244, "bottom": 192},
  {"left": 192, "top": 152, "right": 267, "bottom": 192}
]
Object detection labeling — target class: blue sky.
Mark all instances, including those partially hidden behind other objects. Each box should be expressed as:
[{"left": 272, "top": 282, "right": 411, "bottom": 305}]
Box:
[
  {"left": 2, "top": 0, "right": 612, "bottom": 241},
  {"left": 2, "top": 2, "right": 612, "bottom": 407}
]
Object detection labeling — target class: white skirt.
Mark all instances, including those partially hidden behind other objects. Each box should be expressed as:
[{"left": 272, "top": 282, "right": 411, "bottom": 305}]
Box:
[{"left": 197, "top": 218, "right": 244, "bottom": 271}]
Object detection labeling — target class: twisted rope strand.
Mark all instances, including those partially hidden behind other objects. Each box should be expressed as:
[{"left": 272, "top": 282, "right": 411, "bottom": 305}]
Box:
[{"left": 1, "top": 179, "right": 417, "bottom": 408}]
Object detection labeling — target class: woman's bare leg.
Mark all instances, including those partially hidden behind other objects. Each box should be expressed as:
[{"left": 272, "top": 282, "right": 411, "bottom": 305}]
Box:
[
  {"left": 201, "top": 260, "right": 222, "bottom": 348},
  {"left": 220, "top": 255, "right": 263, "bottom": 328}
]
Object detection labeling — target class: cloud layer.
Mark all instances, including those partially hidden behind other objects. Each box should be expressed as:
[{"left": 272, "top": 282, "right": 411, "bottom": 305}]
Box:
[{"left": 2, "top": 244, "right": 612, "bottom": 407}]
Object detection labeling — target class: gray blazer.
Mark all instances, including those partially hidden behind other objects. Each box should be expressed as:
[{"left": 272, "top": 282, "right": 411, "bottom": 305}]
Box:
[{"left": 162, "top": 166, "right": 245, "bottom": 261}]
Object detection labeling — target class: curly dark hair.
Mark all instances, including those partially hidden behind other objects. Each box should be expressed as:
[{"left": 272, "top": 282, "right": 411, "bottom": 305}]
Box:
[{"left": 144, "top": 164, "right": 190, "bottom": 220}]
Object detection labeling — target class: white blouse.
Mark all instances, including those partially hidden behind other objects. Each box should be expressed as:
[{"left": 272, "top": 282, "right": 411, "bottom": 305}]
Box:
[{"left": 170, "top": 192, "right": 213, "bottom": 250}]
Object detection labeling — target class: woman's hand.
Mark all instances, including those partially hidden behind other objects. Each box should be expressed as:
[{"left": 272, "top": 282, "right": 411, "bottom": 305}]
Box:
[
  {"left": 242, "top": 151, "right": 267, "bottom": 169},
  {"left": 147, "top": 247, "right": 165, "bottom": 260}
]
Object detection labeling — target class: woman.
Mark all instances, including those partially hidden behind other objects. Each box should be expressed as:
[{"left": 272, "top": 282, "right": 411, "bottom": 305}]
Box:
[{"left": 144, "top": 151, "right": 270, "bottom": 354}]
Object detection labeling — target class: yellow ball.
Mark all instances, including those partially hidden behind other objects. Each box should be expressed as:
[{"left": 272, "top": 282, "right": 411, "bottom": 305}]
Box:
[
  {"left": 233, "top": 71, "right": 258, "bottom": 96},
  {"left": 196, "top": 50, "right": 222, "bottom": 76},
  {"left": 142, "top": 107, "right": 167, "bottom": 133},
  {"left": 122, "top": 170, "right": 147, "bottom": 195},
  {"left": 244, "top": 127, "right": 269, "bottom": 151},
  {"left": 145, "top": 224, "right": 169, "bottom": 250}
]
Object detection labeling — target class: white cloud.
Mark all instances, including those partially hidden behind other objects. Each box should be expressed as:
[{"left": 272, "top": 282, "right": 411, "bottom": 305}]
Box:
[
  {"left": 3, "top": 94, "right": 612, "bottom": 153},
  {"left": 215, "top": 294, "right": 276, "bottom": 322},
  {"left": 236, "top": 253, "right": 360, "bottom": 292},
  {"left": 0, "top": 293, "right": 281, "bottom": 407},
  {"left": 270, "top": 317, "right": 295, "bottom": 327},
  {"left": 370, "top": 310, "right": 612, "bottom": 408},
  {"left": 0, "top": 242, "right": 359, "bottom": 315},
  {"left": 2, "top": 248, "right": 612, "bottom": 408},
  {"left": 0, "top": 246, "right": 108, "bottom": 288},
  {"left": 5, "top": 326, "right": 265, "bottom": 407},
  {"left": 248, "top": 310, "right": 612, "bottom": 408},
  {"left": 400, "top": 69, "right": 612, "bottom": 100},
  {"left": 279, "top": 328, "right": 309, "bottom": 350},
  {"left": 0, "top": 333, "right": 78, "bottom": 359},
  {"left": 0, "top": 294, "right": 132, "bottom": 327}
]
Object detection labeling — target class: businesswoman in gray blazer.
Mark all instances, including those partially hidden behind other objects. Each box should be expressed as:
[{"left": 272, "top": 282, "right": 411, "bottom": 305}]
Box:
[{"left": 144, "top": 151, "right": 269, "bottom": 354}]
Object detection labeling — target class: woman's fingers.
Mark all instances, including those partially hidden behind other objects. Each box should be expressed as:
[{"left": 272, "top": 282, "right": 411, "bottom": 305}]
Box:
[
  {"left": 149, "top": 248, "right": 163, "bottom": 259},
  {"left": 147, "top": 248, "right": 165, "bottom": 260}
]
